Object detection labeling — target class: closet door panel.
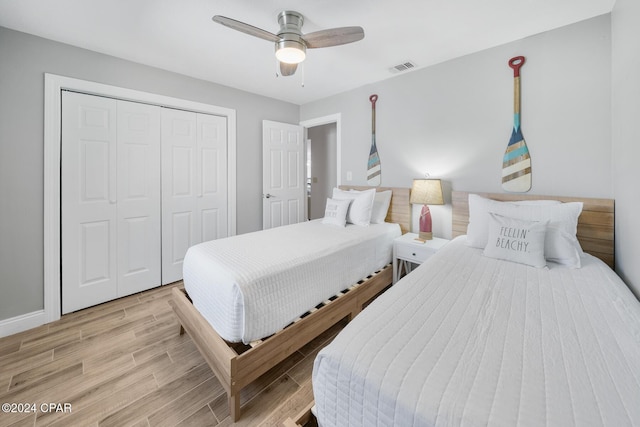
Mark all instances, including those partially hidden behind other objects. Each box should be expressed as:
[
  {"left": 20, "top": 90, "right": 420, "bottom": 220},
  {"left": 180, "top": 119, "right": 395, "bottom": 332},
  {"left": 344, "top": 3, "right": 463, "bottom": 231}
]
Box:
[
  {"left": 161, "top": 110, "right": 228, "bottom": 284},
  {"left": 61, "top": 91, "right": 118, "bottom": 313},
  {"left": 198, "top": 113, "right": 228, "bottom": 242},
  {"left": 171, "top": 211, "right": 193, "bottom": 263},
  {"left": 117, "top": 100, "right": 161, "bottom": 296},
  {"left": 162, "top": 108, "right": 198, "bottom": 285},
  {"left": 201, "top": 209, "right": 220, "bottom": 242}
]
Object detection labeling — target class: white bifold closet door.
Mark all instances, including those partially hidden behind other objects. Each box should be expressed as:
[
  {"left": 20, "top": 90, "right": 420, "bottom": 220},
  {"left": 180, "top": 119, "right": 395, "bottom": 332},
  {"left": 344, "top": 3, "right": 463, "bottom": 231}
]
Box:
[
  {"left": 61, "top": 92, "right": 228, "bottom": 312},
  {"left": 61, "top": 91, "right": 161, "bottom": 313},
  {"left": 161, "top": 108, "right": 228, "bottom": 285}
]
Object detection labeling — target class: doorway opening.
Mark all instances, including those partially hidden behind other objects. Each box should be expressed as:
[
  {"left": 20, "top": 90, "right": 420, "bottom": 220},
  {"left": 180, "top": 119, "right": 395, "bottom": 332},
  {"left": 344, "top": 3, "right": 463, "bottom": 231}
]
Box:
[
  {"left": 300, "top": 114, "right": 341, "bottom": 221},
  {"left": 306, "top": 123, "right": 337, "bottom": 219}
]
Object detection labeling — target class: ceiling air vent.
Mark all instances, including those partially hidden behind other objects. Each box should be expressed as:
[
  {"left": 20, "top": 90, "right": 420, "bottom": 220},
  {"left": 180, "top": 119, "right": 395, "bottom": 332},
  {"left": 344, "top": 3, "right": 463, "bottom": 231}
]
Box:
[{"left": 390, "top": 60, "right": 417, "bottom": 74}]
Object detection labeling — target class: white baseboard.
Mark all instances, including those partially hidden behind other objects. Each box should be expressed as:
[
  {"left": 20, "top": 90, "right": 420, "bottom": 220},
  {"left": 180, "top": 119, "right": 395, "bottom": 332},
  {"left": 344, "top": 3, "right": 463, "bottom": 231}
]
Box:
[{"left": 0, "top": 310, "right": 47, "bottom": 338}]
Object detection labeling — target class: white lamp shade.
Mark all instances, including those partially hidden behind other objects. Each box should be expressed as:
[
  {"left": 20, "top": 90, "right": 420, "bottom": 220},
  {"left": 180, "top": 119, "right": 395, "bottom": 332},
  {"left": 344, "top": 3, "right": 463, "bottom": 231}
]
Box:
[{"left": 410, "top": 179, "right": 444, "bottom": 205}]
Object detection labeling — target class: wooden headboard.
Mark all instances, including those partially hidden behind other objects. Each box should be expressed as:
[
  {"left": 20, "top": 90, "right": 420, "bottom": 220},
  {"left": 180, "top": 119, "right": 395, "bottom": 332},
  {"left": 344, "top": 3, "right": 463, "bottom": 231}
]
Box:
[
  {"left": 339, "top": 186, "right": 411, "bottom": 234},
  {"left": 452, "top": 191, "right": 615, "bottom": 268}
]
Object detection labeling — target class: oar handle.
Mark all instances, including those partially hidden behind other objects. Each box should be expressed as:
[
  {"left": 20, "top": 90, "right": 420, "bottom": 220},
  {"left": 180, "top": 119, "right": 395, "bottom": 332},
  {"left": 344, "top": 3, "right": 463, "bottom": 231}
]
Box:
[
  {"left": 508, "top": 57, "right": 524, "bottom": 117},
  {"left": 370, "top": 94, "right": 378, "bottom": 135},
  {"left": 508, "top": 56, "right": 525, "bottom": 77}
]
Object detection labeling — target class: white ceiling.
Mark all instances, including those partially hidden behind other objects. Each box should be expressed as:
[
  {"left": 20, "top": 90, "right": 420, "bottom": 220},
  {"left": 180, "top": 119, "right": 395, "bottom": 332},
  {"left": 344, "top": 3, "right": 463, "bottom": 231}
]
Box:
[{"left": 0, "top": 0, "right": 615, "bottom": 105}]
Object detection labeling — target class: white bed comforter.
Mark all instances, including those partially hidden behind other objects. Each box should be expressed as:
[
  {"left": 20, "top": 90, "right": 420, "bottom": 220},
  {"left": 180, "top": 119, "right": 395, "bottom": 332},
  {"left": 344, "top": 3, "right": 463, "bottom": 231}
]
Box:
[
  {"left": 183, "top": 220, "right": 400, "bottom": 343},
  {"left": 313, "top": 236, "right": 640, "bottom": 427}
]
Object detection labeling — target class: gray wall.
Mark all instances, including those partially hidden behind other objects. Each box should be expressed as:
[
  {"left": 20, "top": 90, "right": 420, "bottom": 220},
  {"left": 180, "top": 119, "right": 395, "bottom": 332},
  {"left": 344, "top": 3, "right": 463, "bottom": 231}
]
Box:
[
  {"left": 301, "top": 15, "right": 613, "bottom": 241},
  {"left": 0, "top": 27, "right": 299, "bottom": 321},
  {"left": 612, "top": 0, "right": 640, "bottom": 298},
  {"left": 3, "top": 10, "right": 638, "bottom": 323}
]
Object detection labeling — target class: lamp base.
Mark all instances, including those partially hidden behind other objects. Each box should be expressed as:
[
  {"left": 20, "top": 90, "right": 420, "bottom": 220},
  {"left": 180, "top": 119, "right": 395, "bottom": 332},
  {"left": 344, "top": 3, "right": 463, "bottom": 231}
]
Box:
[{"left": 418, "top": 231, "right": 433, "bottom": 241}]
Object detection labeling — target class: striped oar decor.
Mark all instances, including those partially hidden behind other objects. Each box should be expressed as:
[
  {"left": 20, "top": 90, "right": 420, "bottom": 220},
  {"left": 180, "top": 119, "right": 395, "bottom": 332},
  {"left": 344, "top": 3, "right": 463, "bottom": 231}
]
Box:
[
  {"left": 502, "top": 56, "right": 531, "bottom": 192},
  {"left": 367, "top": 94, "right": 381, "bottom": 186}
]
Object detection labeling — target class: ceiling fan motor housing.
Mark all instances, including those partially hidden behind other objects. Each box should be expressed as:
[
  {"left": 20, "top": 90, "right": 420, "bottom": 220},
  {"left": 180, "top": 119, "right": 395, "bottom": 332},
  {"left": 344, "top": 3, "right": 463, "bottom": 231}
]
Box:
[
  {"left": 275, "top": 11, "right": 307, "bottom": 63},
  {"left": 277, "top": 10, "right": 304, "bottom": 32}
]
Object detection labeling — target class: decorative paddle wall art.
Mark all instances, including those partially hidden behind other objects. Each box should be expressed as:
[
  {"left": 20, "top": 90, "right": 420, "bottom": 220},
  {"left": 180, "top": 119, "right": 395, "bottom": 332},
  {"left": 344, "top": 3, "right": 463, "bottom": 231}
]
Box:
[
  {"left": 367, "top": 94, "right": 381, "bottom": 186},
  {"left": 502, "top": 56, "right": 532, "bottom": 192}
]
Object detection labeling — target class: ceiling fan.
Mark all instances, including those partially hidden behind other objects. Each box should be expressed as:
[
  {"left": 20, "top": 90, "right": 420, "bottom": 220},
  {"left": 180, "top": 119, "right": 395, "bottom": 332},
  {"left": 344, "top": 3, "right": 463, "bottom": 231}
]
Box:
[{"left": 212, "top": 11, "right": 365, "bottom": 77}]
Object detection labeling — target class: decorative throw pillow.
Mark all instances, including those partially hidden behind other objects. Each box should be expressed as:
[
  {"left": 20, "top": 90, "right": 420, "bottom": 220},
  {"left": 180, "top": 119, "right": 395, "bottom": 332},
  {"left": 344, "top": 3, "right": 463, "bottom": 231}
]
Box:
[
  {"left": 483, "top": 213, "right": 548, "bottom": 268},
  {"left": 321, "top": 198, "right": 352, "bottom": 227},
  {"left": 332, "top": 188, "right": 376, "bottom": 226},
  {"left": 369, "top": 190, "right": 392, "bottom": 223}
]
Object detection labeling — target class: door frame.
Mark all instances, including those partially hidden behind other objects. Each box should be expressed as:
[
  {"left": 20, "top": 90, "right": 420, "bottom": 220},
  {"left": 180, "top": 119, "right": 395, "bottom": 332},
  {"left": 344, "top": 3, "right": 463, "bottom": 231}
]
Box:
[
  {"left": 44, "top": 73, "right": 237, "bottom": 323},
  {"left": 299, "top": 113, "right": 342, "bottom": 189}
]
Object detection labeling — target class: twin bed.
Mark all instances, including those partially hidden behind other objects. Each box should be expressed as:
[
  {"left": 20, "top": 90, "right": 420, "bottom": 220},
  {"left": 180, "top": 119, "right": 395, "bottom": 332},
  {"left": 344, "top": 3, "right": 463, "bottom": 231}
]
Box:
[
  {"left": 171, "top": 186, "right": 410, "bottom": 421},
  {"left": 311, "top": 191, "right": 640, "bottom": 426}
]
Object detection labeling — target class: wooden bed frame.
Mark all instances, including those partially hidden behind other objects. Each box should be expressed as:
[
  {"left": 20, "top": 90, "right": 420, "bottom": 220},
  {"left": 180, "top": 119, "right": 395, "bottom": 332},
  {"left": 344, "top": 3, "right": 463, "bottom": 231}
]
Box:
[
  {"left": 171, "top": 186, "right": 410, "bottom": 421},
  {"left": 287, "top": 190, "right": 616, "bottom": 427},
  {"left": 451, "top": 191, "right": 615, "bottom": 268}
]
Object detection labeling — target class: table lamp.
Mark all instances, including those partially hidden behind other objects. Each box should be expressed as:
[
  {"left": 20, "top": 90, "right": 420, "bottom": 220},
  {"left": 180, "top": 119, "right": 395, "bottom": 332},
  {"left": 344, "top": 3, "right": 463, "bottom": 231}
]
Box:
[{"left": 410, "top": 179, "right": 444, "bottom": 241}]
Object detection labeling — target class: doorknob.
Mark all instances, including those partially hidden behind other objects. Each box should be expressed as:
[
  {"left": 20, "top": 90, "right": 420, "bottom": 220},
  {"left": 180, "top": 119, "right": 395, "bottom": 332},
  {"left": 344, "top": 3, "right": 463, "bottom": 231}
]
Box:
[{"left": 264, "top": 193, "right": 275, "bottom": 199}]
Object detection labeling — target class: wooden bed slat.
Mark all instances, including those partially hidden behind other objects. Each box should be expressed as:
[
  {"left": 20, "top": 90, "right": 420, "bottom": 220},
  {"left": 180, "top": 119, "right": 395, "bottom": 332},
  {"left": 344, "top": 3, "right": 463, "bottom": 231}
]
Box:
[
  {"left": 234, "top": 267, "right": 391, "bottom": 389},
  {"left": 172, "top": 265, "right": 392, "bottom": 421},
  {"left": 451, "top": 191, "right": 615, "bottom": 268}
]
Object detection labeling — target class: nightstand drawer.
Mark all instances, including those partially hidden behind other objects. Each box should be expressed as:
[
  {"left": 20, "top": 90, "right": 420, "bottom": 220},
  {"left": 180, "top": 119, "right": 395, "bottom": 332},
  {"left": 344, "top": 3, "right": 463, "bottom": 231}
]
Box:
[
  {"left": 395, "top": 244, "right": 434, "bottom": 264},
  {"left": 393, "top": 234, "right": 449, "bottom": 284}
]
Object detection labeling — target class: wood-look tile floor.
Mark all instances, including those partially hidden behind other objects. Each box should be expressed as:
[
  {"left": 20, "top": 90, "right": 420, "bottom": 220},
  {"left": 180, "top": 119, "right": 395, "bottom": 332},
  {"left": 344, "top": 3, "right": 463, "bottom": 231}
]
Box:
[{"left": 0, "top": 283, "right": 341, "bottom": 427}]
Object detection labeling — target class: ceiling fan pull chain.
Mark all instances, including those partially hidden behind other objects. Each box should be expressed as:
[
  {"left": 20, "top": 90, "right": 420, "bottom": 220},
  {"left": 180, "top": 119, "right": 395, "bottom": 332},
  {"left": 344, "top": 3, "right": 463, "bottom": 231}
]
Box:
[{"left": 301, "top": 62, "right": 305, "bottom": 87}]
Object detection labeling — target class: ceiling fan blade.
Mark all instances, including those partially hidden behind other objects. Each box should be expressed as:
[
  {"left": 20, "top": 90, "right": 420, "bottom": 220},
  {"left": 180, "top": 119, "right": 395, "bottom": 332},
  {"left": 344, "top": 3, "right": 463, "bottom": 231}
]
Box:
[
  {"left": 279, "top": 62, "right": 298, "bottom": 76},
  {"left": 212, "top": 15, "right": 280, "bottom": 43},
  {"left": 303, "top": 26, "right": 364, "bottom": 49}
]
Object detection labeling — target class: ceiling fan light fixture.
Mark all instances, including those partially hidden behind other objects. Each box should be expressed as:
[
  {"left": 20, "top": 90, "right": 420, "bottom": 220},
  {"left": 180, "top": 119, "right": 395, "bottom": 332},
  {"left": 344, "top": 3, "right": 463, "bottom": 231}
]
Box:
[
  {"left": 212, "top": 10, "right": 364, "bottom": 76},
  {"left": 275, "top": 39, "right": 306, "bottom": 64}
]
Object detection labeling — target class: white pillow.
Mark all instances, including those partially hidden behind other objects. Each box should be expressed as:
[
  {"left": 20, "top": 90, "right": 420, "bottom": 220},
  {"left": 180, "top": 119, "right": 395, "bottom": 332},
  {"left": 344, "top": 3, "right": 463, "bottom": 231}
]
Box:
[
  {"left": 491, "top": 202, "right": 583, "bottom": 266},
  {"left": 369, "top": 190, "right": 392, "bottom": 223},
  {"left": 483, "top": 213, "right": 548, "bottom": 268},
  {"left": 467, "top": 195, "right": 582, "bottom": 268},
  {"left": 332, "top": 188, "right": 376, "bottom": 226},
  {"left": 466, "top": 194, "right": 583, "bottom": 268},
  {"left": 544, "top": 226, "right": 582, "bottom": 268},
  {"left": 466, "top": 194, "right": 561, "bottom": 248},
  {"left": 321, "top": 198, "right": 352, "bottom": 227}
]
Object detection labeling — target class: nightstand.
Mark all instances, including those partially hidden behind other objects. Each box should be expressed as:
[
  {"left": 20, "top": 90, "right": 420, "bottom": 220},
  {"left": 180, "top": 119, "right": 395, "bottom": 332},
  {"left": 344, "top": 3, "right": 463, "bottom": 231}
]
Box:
[{"left": 393, "top": 233, "right": 449, "bottom": 283}]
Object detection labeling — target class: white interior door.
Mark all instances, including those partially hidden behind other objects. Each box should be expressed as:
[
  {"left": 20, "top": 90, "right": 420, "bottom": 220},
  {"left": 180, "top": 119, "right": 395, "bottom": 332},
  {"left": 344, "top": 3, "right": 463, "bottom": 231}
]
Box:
[
  {"left": 116, "top": 100, "right": 161, "bottom": 296},
  {"left": 61, "top": 91, "right": 118, "bottom": 313},
  {"left": 262, "top": 120, "right": 305, "bottom": 229},
  {"left": 162, "top": 108, "right": 228, "bottom": 284}
]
